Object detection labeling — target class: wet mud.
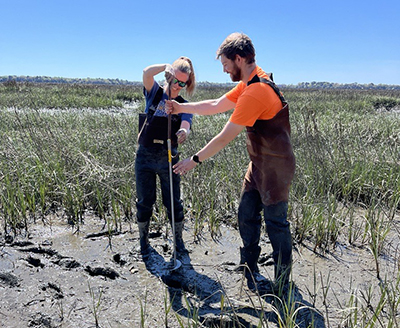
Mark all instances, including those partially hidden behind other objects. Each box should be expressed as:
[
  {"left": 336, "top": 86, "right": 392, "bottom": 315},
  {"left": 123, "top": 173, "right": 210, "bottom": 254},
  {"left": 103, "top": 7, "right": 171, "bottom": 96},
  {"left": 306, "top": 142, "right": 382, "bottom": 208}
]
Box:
[{"left": 0, "top": 214, "right": 396, "bottom": 327}]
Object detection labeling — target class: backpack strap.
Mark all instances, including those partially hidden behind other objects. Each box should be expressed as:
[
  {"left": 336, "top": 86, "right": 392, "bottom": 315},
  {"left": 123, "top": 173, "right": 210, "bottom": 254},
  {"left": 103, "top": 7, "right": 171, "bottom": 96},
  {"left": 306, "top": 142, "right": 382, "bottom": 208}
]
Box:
[
  {"left": 143, "top": 86, "right": 164, "bottom": 118},
  {"left": 153, "top": 86, "right": 164, "bottom": 106},
  {"left": 247, "top": 74, "right": 286, "bottom": 105}
]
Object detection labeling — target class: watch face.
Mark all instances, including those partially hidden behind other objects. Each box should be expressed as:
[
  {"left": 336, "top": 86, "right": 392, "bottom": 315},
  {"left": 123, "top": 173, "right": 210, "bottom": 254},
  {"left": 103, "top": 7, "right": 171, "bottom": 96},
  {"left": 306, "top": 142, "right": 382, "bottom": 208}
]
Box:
[{"left": 193, "top": 155, "right": 200, "bottom": 163}]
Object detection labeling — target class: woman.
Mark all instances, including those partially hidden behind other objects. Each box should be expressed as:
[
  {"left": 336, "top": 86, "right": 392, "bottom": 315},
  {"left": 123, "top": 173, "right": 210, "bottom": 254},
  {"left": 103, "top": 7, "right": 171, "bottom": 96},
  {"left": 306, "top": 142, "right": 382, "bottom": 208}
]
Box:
[{"left": 136, "top": 56, "right": 195, "bottom": 256}]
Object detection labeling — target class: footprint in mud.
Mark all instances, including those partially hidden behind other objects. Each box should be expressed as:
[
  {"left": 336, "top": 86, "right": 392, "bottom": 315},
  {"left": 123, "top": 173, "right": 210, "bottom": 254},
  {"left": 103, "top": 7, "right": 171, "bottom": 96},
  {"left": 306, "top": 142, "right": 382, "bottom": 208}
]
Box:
[
  {"left": 18, "top": 246, "right": 59, "bottom": 257},
  {"left": 112, "top": 253, "right": 127, "bottom": 266},
  {"left": 53, "top": 257, "right": 81, "bottom": 269},
  {"left": 0, "top": 272, "right": 20, "bottom": 287},
  {"left": 40, "top": 282, "right": 64, "bottom": 299},
  {"left": 25, "top": 255, "right": 45, "bottom": 268},
  {"left": 17, "top": 243, "right": 82, "bottom": 270},
  {"left": 28, "top": 312, "right": 55, "bottom": 328},
  {"left": 142, "top": 248, "right": 223, "bottom": 302},
  {"left": 84, "top": 265, "right": 120, "bottom": 279}
]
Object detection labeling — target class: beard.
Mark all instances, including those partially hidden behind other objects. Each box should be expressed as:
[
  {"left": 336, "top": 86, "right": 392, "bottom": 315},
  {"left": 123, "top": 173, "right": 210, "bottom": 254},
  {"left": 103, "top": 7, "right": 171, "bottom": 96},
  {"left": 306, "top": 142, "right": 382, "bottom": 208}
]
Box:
[{"left": 230, "top": 63, "right": 242, "bottom": 82}]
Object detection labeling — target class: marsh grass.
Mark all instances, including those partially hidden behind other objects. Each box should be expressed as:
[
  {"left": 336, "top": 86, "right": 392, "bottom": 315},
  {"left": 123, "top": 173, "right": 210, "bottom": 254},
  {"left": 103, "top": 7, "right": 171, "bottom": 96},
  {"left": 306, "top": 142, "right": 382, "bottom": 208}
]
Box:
[
  {"left": 289, "top": 90, "right": 399, "bottom": 248},
  {"left": 0, "top": 81, "right": 142, "bottom": 109},
  {"left": 88, "top": 282, "right": 103, "bottom": 328},
  {"left": 1, "top": 82, "right": 399, "bottom": 327}
]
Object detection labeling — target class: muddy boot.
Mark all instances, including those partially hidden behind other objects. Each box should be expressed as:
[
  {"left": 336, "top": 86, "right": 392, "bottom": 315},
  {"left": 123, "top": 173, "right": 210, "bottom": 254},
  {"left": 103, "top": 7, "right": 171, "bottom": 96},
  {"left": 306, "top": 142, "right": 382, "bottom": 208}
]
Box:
[
  {"left": 234, "top": 247, "right": 259, "bottom": 273},
  {"left": 174, "top": 221, "right": 187, "bottom": 253},
  {"left": 138, "top": 221, "right": 150, "bottom": 256},
  {"left": 273, "top": 259, "right": 292, "bottom": 296},
  {"left": 238, "top": 246, "right": 264, "bottom": 292}
]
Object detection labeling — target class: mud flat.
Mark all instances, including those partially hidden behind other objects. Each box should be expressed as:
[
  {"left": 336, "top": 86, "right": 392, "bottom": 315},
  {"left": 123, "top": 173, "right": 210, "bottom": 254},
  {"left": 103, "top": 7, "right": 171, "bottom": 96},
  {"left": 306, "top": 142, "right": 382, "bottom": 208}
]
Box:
[{"left": 0, "top": 213, "right": 397, "bottom": 328}]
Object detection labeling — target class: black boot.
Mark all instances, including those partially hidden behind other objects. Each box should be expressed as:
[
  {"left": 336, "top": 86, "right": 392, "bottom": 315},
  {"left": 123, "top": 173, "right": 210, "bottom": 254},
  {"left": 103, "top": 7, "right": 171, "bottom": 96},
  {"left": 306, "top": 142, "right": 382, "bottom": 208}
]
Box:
[
  {"left": 235, "top": 247, "right": 260, "bottom": 273},
  {"left": 274, "top": 258, "right": 292, "bottom": 295},
  {"left": 237, "top": 246, "right": 265, "bottom": 292},
  {"left": 271, "top": 235, "right": 292, "bottom": 293},
  {"left": 138, "top": 221, "right": 150, "bottom": 256}
]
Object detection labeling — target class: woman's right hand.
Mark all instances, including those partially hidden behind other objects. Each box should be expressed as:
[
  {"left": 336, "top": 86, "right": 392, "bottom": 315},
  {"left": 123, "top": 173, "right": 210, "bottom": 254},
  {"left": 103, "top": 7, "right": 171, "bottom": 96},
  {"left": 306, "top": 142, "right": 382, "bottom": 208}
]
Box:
[{"left": 164, "top": 64, "right": 175, "bottom": 84}]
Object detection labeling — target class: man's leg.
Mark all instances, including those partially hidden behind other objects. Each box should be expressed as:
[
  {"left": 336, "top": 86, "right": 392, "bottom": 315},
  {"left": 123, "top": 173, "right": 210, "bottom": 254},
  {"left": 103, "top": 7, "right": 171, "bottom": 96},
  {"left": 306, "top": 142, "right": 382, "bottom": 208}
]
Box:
[
  {"left": 238, "top": 189, "right": 263, "bottom": 276},
  {"left": 263, "top": 201, "right": 292, "bottom": 287}
]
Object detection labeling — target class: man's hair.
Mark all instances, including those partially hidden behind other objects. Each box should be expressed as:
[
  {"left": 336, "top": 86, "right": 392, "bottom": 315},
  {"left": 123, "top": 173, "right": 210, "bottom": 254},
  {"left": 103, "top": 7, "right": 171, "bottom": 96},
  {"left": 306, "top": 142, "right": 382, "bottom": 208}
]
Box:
[{"left": 216, "top": 32, "right": 256, "bottom": 64}]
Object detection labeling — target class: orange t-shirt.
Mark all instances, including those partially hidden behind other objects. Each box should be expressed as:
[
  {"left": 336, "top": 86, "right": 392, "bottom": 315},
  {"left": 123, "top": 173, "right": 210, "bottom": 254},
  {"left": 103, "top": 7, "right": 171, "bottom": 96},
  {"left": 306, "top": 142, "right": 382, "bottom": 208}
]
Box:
[{"left": 226, "top": 66, "right": 283, "bottom": 127}]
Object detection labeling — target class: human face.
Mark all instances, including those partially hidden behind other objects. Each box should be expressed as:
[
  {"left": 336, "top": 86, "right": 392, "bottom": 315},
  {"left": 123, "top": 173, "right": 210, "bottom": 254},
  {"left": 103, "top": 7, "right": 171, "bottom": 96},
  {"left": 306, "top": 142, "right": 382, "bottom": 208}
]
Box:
[
  {"left": 169, "top": 70, "right": 189, "bottom": 98},
  {"left": 220, "top": 55, "right": 242, "bottom": 82}
]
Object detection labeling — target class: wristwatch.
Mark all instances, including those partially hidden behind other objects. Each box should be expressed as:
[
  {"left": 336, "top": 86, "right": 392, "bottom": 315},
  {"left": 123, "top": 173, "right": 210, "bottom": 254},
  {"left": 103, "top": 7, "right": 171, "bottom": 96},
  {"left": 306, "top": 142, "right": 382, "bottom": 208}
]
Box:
[{"left": 191, "top": 154, "right": 202, "bottom": 164}]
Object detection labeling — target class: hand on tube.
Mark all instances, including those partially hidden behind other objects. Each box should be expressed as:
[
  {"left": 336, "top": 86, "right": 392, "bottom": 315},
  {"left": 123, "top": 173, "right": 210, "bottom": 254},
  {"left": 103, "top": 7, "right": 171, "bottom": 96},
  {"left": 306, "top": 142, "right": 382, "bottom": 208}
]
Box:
[
  {"left": 173, "top": 158, "right": 197, "bottom": 175},
  {"left": 166, "top": 99, "right": 182, "bottom": 114},
  {"left": 164, "top": 64, "right": 175, "bottom": 85}
]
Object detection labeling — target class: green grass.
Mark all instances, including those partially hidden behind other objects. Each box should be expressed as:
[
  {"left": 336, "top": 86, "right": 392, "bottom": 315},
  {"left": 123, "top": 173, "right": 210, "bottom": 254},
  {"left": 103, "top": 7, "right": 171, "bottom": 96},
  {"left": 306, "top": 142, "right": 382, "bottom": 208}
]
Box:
[{"left": 0, "top": 80, "right": 142, "bottom": 109}]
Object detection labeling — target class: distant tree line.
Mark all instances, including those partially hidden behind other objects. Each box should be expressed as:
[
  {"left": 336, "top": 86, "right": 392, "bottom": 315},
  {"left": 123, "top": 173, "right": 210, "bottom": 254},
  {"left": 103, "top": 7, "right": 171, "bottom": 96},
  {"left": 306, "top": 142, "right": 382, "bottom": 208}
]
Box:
[
  {"left": 0, "top": 75, "right": 141, "bottom": 86},
  {"left": 282, "top": 81, "right": 400, "bottom": 90},
  {"left": 1, "top": 75, "right": 399, "bottom": 90}
]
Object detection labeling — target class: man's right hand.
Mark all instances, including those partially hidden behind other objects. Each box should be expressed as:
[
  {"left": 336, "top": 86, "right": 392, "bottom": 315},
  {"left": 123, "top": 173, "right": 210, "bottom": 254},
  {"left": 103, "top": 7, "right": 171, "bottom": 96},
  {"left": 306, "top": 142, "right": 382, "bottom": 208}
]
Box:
[{"left": 165, "top": 99, "right": 182, "bottom": 114}]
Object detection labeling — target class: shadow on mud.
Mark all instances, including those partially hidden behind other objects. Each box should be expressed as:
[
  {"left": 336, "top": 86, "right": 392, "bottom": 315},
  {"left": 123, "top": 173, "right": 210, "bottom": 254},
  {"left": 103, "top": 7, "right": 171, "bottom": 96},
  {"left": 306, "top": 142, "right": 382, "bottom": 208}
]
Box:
[{"left": 142, "top": 247, "right": 325, "bottom": 328}]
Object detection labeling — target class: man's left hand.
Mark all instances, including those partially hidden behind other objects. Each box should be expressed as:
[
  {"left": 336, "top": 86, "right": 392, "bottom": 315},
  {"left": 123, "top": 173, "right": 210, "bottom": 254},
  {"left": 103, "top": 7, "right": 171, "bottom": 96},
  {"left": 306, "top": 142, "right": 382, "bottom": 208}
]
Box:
[{"left": 173, "top": 157, "right": 197, "bottom": 175}]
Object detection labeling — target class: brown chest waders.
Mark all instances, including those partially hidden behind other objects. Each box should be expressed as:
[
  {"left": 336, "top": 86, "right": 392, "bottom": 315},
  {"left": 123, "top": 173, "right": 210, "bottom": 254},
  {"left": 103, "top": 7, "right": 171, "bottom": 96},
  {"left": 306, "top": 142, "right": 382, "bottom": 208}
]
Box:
[
  {"left": 240, "top": 75, "right": 295, "bottom": 290},
  {"left": 244, "top": 75, "right": 295, "bottom": 206}
]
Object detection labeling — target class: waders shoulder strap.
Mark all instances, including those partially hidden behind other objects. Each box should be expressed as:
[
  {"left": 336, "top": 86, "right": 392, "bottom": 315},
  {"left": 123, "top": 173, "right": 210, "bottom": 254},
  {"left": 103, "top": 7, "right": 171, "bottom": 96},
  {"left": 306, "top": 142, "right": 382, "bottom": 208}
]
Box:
[
  {"left": 247, "top": 74, "right": 286, "bottom": 105},
  {"left": 142, "top": 86, "right": 164, "bottom": 118}
]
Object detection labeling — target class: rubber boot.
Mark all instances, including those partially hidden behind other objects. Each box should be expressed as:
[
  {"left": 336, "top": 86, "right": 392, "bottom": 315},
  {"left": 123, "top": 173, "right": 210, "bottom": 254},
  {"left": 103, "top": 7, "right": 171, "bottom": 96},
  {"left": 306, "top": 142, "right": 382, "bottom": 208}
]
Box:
[
  {"left": 238, "top": 246, "right": 264, "bottom": 292},
  {"left": 138, "top": 221, "right": 150, "bottom": 256},
  {"left": 274, "top": 257, "right": 292, "bottom": 296},
  {"left": 235, "top": 247, "right": 260, "bottom": 273},
  {"left": 270, "top": 230, "right": 292, "bottom": 294},
  {"left": 174, "top": 221, "right": 187, "bottom": 253}
]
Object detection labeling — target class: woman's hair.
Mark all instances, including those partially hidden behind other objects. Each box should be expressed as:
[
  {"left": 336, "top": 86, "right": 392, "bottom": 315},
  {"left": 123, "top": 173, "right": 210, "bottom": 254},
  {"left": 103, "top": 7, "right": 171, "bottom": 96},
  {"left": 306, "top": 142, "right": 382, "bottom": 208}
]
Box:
[
  {"left": 216, "top": 32, "right": 255, "bottom": 64},
  {"left": 172, "top": 56, "right": 196, "bottom": 96}
]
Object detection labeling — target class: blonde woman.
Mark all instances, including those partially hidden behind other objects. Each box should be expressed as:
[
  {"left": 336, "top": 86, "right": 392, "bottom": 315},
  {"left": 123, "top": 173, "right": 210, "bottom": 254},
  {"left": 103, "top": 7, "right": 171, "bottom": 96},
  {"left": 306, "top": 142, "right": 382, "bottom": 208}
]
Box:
[{"left": 136, "top": 56, "right": 196, "bottom": 256}]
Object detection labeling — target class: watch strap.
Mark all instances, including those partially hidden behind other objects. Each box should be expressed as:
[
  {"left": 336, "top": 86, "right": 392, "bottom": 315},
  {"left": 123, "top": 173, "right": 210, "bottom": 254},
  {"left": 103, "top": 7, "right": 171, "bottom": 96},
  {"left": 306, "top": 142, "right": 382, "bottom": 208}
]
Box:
[{"left": 191, "top": 155, "right": 202, "bottom": 164}]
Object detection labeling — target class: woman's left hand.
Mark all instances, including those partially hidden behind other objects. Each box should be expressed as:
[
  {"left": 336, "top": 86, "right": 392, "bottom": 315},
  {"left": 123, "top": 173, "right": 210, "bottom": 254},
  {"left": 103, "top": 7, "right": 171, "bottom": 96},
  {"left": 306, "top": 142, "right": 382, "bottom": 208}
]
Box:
[{"left": 176, "top": 128, "right": 189, "bottom": 144}]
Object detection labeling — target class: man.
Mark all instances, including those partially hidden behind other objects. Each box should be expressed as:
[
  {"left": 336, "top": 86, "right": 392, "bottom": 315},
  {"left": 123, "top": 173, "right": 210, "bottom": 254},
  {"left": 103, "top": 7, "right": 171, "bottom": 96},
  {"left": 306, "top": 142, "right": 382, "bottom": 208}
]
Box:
[{"left": 166, "top": 32, "right": 295, "bottom": 294}]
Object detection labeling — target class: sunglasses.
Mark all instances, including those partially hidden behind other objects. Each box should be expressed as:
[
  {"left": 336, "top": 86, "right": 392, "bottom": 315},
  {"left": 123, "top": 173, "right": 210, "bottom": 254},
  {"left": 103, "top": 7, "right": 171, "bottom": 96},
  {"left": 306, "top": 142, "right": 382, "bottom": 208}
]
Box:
[{"left": 173, "top": 78, "right": 187, "bottom": 88}]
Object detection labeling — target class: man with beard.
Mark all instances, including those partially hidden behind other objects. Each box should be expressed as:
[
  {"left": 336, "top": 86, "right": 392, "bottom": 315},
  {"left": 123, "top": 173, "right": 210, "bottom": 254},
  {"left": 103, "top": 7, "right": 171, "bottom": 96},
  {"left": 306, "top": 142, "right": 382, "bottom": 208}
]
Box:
[{"left": 166, "top": 32, "right": 296, "bottom": 295}]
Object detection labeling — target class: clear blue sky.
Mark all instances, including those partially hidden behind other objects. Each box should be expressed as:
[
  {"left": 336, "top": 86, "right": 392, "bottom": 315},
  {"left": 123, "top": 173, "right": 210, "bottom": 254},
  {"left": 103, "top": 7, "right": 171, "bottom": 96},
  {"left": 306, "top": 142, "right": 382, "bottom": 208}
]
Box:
[{"left": 1, "top": 0, "right": 399, "bottom": 85}]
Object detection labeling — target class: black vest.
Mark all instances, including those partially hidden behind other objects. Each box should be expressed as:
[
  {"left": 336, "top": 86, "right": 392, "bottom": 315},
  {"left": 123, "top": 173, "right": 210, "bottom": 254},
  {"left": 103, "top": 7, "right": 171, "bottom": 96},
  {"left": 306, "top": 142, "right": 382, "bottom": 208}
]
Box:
[{"left": 138, "top": 86, "right": 185, "bottom": 148}]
